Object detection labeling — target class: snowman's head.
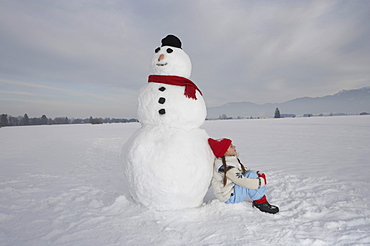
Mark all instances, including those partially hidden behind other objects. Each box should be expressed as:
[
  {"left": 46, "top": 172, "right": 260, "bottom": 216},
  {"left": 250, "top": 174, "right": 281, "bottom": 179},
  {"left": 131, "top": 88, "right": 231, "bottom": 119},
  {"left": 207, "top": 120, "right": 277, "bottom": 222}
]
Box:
[{"left": 150, "top": 35, "right": 192, "bottom": 79}]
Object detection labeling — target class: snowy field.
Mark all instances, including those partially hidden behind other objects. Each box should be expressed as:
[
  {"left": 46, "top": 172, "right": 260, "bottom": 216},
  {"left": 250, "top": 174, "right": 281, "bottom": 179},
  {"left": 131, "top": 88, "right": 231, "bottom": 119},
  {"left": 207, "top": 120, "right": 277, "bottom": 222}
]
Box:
[{"left": 0, "top": 115, "right": 369, "bottom": 246}]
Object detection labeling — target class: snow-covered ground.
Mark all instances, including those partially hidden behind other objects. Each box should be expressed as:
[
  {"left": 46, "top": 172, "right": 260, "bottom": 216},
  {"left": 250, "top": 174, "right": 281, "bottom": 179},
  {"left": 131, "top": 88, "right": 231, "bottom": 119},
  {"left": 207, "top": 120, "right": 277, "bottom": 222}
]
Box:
[{"left": 1, "top": 115, "right": 369, "bottom": 245}]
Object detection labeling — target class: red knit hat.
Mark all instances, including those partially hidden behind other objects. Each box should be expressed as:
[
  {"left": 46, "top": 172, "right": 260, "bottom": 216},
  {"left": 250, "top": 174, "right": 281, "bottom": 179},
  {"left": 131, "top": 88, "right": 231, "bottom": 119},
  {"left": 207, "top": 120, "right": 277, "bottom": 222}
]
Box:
[{"left": 208, "top": 138, "right": 232, "bottom": 158}]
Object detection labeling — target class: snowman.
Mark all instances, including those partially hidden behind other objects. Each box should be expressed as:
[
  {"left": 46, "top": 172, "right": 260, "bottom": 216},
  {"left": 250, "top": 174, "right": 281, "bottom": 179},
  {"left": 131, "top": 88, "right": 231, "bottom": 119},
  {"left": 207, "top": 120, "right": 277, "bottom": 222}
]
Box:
[{"left": 121, "top": 35, "right": 214, "bottom": 210}]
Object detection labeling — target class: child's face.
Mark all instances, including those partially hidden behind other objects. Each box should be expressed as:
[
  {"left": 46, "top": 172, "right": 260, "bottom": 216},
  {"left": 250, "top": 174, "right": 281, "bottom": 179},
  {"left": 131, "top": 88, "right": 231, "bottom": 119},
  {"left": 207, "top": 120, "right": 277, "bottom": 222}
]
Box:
[{"left": 225, "top": 143, "right": 237, "bottom": 156}]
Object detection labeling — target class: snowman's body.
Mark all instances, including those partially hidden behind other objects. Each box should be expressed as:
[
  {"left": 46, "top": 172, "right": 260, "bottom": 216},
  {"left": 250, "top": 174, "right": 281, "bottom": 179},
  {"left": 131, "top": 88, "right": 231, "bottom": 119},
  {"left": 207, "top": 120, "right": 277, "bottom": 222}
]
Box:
[{"left": 122, "top": 35, "right": 213, "bottom": 210}]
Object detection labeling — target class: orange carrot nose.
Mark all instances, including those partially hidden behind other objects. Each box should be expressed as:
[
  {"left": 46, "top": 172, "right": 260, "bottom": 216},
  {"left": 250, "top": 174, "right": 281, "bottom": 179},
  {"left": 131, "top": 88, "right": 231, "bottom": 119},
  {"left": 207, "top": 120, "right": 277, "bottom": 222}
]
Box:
[{"left": 158, "top": 54, "right": 165, "bottom": 61}]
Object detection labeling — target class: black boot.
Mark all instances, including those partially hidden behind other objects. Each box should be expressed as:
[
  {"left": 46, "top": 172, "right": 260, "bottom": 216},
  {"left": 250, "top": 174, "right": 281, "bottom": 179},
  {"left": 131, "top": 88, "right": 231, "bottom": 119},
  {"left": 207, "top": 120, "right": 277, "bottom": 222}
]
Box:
[{"left": 252, "top": 202, "right": 279, "bottom": 214}]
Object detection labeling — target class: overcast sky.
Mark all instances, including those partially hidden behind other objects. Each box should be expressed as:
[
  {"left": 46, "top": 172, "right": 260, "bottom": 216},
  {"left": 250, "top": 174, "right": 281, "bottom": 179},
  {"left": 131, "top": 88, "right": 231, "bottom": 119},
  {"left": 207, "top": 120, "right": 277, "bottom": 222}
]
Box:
[{"left": 1, "top": 0, "right": 369, "bottom": 118}]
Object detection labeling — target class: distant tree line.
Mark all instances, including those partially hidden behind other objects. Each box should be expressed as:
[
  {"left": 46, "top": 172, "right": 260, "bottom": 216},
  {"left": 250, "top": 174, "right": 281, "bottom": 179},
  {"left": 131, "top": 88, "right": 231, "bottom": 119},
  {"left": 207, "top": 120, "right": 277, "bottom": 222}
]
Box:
[
  {"left": 274, "top": 107, "right": 368, "bottom": 118},
  {"left": 212, "top": 108, "right": 368, "bottom": 120},
  {"left": 214, "top": 114, "right": 260, "bottom": 120},
  {"left": 0, "top": 114, "right": 138, "bottom": 127},
  {"left": 274, "top": 108, "right": 296, "bottom": 118}
]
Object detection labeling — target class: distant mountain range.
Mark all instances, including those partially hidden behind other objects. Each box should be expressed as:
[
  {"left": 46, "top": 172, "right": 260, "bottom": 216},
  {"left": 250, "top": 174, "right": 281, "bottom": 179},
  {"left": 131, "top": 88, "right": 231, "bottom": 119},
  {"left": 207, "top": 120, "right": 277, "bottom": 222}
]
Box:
[{"left": 206, "top": 86, "right": 370, "bottom": 119}]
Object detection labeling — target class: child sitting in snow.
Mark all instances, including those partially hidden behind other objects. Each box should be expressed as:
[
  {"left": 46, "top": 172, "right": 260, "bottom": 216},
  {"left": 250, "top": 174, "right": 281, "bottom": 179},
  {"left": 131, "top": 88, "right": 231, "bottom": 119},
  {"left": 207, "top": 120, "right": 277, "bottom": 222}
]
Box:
[{"left": 208, "top": 138, "right": 279, "bottom": 214}]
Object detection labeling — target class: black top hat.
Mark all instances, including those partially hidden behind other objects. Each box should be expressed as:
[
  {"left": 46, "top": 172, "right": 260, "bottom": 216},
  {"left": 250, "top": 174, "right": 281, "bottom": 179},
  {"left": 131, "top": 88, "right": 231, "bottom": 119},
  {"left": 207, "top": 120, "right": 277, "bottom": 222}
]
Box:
[{"left": 161, "top": 35, "right": 182, "bottom": 49}]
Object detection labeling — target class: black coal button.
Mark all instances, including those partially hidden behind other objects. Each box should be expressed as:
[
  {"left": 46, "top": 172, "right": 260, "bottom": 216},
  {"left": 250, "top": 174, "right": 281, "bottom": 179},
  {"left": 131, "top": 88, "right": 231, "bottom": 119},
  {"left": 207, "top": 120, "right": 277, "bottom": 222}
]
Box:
[{"left": 158, "top": 97, "right": 166, "bottom": 104}]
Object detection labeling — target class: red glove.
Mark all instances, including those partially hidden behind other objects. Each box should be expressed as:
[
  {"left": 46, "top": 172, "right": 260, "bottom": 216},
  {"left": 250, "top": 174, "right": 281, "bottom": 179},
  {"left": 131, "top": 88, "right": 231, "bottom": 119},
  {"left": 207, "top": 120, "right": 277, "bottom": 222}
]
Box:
[{"left": 257, "top": 172, "right": 267, "bottom": 185}]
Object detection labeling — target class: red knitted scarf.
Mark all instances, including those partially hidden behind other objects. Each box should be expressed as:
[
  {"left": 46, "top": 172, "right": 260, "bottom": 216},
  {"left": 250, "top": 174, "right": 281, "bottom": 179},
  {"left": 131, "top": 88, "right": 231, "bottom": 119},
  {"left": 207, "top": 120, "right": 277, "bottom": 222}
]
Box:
[{"left": 148, "top": 75, "right": 202, "bottom": 100}]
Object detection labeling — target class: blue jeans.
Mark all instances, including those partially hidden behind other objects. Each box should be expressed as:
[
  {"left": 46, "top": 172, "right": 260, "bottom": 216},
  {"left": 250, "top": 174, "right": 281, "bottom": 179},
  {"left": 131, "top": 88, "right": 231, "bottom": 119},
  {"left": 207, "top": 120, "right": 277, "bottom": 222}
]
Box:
[{"left": 225, "top": 170, "right": 267, "bottom": 204}]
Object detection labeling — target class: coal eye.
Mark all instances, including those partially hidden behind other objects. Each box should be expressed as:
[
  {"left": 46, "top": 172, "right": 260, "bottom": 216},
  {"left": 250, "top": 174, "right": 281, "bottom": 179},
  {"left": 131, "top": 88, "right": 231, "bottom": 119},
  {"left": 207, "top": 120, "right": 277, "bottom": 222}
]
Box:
[
  {"left": 166, "top": 48, "right": 173, "bottom": 53},
  {"left": 155, "top": 47, "right": 160, "bottom": 53}
]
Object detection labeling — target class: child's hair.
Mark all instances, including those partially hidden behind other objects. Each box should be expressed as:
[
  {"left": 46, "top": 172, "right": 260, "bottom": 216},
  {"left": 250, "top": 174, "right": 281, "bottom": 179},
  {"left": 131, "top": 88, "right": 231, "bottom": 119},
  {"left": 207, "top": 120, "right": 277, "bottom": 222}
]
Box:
[{"left": 221, "top": 156, "right": 247, "bottom": 186}]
